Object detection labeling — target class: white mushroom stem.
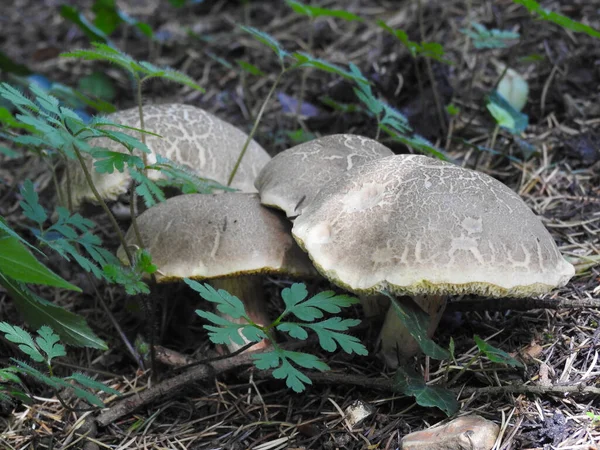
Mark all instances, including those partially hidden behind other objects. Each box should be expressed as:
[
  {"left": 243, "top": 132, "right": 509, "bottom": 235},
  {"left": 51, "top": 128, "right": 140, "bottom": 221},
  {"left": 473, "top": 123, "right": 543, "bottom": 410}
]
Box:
[
  {"left": 209, "top": 275, "right": 271, "bottom": 353},
  {"left": 358, "top": 294, "right": 390, "bottom": 318},
  {"left": 378, "top": 294, "right": 447, "bottom": 368}
]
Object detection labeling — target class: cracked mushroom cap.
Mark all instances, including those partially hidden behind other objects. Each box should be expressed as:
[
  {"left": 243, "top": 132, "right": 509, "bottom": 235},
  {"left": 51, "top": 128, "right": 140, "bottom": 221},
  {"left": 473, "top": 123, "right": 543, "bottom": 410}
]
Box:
[
  {"left": 254, "top": 134, "right": 393, "bottom": 217},
  {"left": 60, "top": 104, "right": 271, "bottom": 209},
  {"left": 117, "top": 193, "right": 316, "bottom": 282},
  {"left": 292, "top": 155, "right": 575, "bottom": 297}
]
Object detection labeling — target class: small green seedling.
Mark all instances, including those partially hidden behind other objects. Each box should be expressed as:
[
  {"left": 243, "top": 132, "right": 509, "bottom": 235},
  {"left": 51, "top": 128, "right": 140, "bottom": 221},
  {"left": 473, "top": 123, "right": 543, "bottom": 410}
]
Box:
[
  {"left": 188, "top": 281, "right": 368, "bottom": 393},
  {"left": 0, "top": 322, "right": 120, "bottom": 407}
]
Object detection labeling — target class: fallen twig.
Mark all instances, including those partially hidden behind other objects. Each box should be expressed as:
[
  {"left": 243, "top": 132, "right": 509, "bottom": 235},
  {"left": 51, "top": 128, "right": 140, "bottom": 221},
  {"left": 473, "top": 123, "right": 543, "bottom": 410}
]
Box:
[{"left": 96, "top": 350, "right": 257, "bottom": 427}]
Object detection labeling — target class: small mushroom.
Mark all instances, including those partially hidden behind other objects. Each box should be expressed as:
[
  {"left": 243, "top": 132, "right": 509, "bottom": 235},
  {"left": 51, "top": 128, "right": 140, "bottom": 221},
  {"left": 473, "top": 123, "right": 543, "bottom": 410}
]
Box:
[
  {"left": 292, "top": 155, "right": 575, "bottom": 367},
  {"left": 117, "top": 193, "right": 316, "bottom": 352},
  {"left": 60, "top": 103, "right": 271, "bottom": 210},
  {"left": 255, "top": 134, "right": 393, "bottom": 218}
]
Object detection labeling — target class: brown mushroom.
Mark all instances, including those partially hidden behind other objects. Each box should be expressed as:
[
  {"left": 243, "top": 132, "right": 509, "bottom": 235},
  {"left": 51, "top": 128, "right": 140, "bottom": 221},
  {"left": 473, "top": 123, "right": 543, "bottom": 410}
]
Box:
[
  {"left": 292, "top": 154, "right": 575, "bottom": 367},
  {"left": 117, "top": 193, "right": 316, "bottom": 352}
]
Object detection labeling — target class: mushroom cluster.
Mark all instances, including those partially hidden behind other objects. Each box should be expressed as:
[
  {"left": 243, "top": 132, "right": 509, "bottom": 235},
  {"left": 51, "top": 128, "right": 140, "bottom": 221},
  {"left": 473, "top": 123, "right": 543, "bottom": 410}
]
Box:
[
  {"left": 59, "top": 103, "right": 271, "bottom": 210},
  {"left": 112, "top": 122, "right": 574, "bottom": 366}
]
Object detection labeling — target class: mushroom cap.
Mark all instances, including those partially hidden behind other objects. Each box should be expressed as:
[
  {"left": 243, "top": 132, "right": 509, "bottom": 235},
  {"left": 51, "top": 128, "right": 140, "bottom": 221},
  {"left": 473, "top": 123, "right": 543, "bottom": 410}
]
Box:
[
  {"left": 117, "top": 193, "right": 316, "bottom": 282},
  {"left": 292, "top": 155, "right": 575, "bottom": 297},
  {"left": 60, "top": 104, "right": 271, "bottom": 209},
  {"left": 254, "top": 134, "right": 393, "bottom": 217}
]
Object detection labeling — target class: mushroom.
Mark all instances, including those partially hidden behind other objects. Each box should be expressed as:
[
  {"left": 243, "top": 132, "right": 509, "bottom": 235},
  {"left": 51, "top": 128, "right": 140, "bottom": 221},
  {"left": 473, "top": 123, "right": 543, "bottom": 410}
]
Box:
[
  {"left": 291, "top": 154, "right": 575, "bottom": 367},
  {"left": 254, "top": 134, "right": 393, "bottom": 316},
  {"left": 59, "top": 103, "right": 271, "bottom": 210},
  {"left": 254, "top": 134, "right": 393, "bottom": 218},
  {"left": 117, "top": 193, "right": 316, "bottom": 351}
]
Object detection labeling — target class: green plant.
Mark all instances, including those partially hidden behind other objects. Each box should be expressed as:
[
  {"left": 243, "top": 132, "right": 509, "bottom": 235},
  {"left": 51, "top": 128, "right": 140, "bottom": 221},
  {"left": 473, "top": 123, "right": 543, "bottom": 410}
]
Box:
[
  {"left": 513, "top": 0, "right": 600, "bottom": 39},
  {"left": 393, "top": 335, "right": 524, "bottom": 416},
  {"left": 0, "top": 322, "right": 120, "bottom": 407},
  {"left": 0, "top": 44, "right": 208, "bottom": 352},
  {"left": 586, "top": 411, "right": 600, "bottom": 427},
  {"left": 0, "top": 218, "right": 105, "bottom": 349},
  {"left": 187, "top": 280, "right": 368, "bottom": 393},
  {"left": 227, "top": 25, "right": 367, "bottom": 186},
  {"left": 285, "top": 0, "right": 362, "bottom": 117},
  {"left": 349, "top": 64, "right": 449, "bottom": 160},
  {"left": 60, "top": 0, "right": 154, "bottom": 45},
  {"left": 460, "top": 22, "right": 520, "bottom": 49}
]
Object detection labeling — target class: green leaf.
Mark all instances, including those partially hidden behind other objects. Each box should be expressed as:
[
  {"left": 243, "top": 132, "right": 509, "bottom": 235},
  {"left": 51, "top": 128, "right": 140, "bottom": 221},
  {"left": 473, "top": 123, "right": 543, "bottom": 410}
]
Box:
[
  {"left": 61, "top": 43, "right": 137, "bottom": 75},
  {"left": 276, "top": 322, "right": 308, "bottom": 340},
  {"left": 474, "top": 335, "right": 523, "bottom": 368},
  {"left": 0, "top": 273, "right": 106, "bottom": 349},
  {"left": 461, "top": 22, "right": 520, "bottom": 49},
  {"left": 149, "top": 156, "right": 234, "bottom": 194},
  {"left": 59, "top": 5, "right": 113, "bottom": 44},
  {"left": 92, "top": 149, "right": 144, "bottom": 173},
  {"left": 253, "top": 349, "right": 329, "bottom": 393},
  {"left": 78, "top": 71, "right": 116, "bottom": 102},
  {"left": 281, "top": 283, "right": 309, "bottom": 313},
  {"left": 0, "top": 218, "right": 43, "bottom": 255},
  {"left": 0, "top": 322, "right": 44, "bottom": 362},
  {"left": 52, "top": 376, "right": 106, "bottom": 407},
  {"left": 0, "top": 51, "right": 31, "bottom": 76},
  {"left": 377, "top": 21, "right": 450, "bottom": 64},
  {"left": 486, "top": 90, "right": 528, "bottom": 134},
  {"left": 103, "top": 264, "right": 150, "bottom": 295},
  {"left": 185, "top": 279, "right": 247, "bottom": 319},
  {"left": 0, "top": 233, "right": 81, "bottom": 291},
  {"left": 138, "top": 63, "right": 204, "bottom": 92},
  {"left": 66, "top": 372, "right": 121, "bottom": 396},
  {"left": 513, "top": 0, "right": 600, "bottom": 39},
  {"left": 393, "top": 365, "right": 459, "bottom": 416},
  {"left": 236, "top": 60, "right": 265, "bottom": 76},
  {"left": 19, "top": 179, "right": 47, "bottom": 225},
  {"left": 36, "top": 326, "right": 66, "bottom": 364},
  {"left": 285, "top": 0, "right": 362, "bottom": 21},
  {"left": 291, "top": 289, "right": 359, "bottom": 321},
  {"left": 240, "top": 26, "right": 289, "bottom": 64},
  {"left": 0, "top": 106, "right": 36, "bottom": 131},
  {"left": 0, "top": 83, "right": 40, "bottom": 112},
  {"left": 0, "top": 368, "right": 23, "bottom": 384},
  {"left": 195, "top": 309, "right": 257, "bottom": 346},
  {"left": 130, "top": 169, "right": 165, "bottom": 207},
  {"left": 0, "top": 145, "right": 18, "bottom": 158},
  {"left": 387, "top": 295, "right": 449, "bottom": 360},
  {"left": 12, "top": 359, "right": 59, "bottom": 389},
  {"left": 292, "top": 52, "right": 368, "bottom": 83},
  {"left": 304, "top": 317, "right": 367, "bottom": 355}
]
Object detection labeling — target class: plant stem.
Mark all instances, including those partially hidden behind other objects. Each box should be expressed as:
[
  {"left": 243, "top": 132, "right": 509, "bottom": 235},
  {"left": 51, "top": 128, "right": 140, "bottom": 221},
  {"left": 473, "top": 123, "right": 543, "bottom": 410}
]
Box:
[
  {"left": 296, "top": 18, "right": 314, "bottom": 119},
  {"left": 448, "top": 352, "right": 481, "bottom": 385},
  {"left": 64, "top": 157, "right": 73, "bottom": 213},
  {"left": 489, "top": 123, "right": 500, "bottom": 150},
  {"left": 71, "top": 145, "right": 134, "bottom": 265},
  {"left": 129, "top": 75, "right": 147, "bottom": 248},
  {"left": 418, "top": 0, "right": 447, "bottom": 135},
  {"left": 227, "top": 69, "right": 285, "bottom": 186},
  {"left": 91, "top": 273, "right": 145, "bottom": 370}
]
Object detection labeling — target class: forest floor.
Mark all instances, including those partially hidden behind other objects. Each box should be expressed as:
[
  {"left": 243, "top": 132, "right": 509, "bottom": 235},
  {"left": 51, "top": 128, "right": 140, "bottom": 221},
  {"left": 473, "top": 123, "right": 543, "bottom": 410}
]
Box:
[{"left": 1, "top": 0, "right": 599, "bottom": 449}]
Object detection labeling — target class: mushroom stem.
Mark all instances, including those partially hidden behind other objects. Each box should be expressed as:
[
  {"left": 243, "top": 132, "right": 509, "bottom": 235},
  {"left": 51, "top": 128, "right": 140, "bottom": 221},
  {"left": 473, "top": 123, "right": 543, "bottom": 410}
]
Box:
[
  {"left": 378, "top": 294, "right": 446, "bottom": 368},
  {"left": 358, "top": 294, "right": 390, "bottom": 318},
  {"left": 209, "top": 275, "right": 271, "bottom": 353}
]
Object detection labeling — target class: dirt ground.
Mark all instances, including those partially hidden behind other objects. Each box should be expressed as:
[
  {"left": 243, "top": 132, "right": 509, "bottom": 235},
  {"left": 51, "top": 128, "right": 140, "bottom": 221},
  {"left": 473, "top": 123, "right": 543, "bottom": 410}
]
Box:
[{"left": 1, "top": 0, "right": 599, "bottom": 449}]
